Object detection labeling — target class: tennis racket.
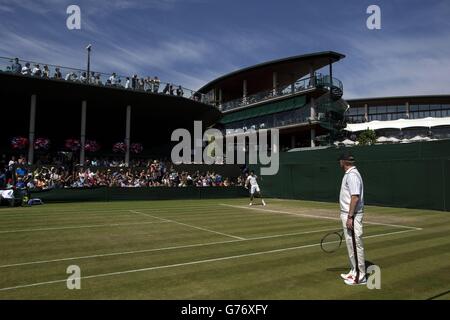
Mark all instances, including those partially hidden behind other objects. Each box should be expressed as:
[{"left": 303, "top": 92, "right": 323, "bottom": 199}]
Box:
[{"left": 320, "top": 230, "right": 344, "bottom": 253}]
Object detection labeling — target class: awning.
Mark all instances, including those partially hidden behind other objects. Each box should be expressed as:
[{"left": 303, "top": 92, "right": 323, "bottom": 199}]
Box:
[
  {"left": 219, "top": 96, "right": 306, "bottom": 124},
  {"left": 344, "top": 117, "right": 450, "bottom": 132}
]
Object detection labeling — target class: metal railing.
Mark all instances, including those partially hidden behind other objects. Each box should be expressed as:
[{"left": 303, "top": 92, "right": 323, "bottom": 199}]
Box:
[
  {"left": 219, "top": 74, "right": 343, "bottom": 112},
  {"left": 0, "top": 56, "right": 212, "bottom": 105}
]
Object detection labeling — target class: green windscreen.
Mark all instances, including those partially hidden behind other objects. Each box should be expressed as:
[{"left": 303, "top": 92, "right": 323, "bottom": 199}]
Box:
[{"left": 255, "top": 140, "right": 450, "bottom": 211}]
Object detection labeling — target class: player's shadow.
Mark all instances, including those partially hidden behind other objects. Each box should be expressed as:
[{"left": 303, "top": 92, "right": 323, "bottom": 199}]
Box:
[{"left": 326, "top": 260, "right": 375, "bottom": 272}]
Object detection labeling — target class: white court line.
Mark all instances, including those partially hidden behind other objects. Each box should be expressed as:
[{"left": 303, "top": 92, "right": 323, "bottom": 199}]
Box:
[
  {"left": 130, "top": 210, "right": 246, "bottom": 240},
  {"left": 0, "top": 228, "right": 419, "bottom": 292},
  {"left": 0, "top": 227, "right": 340, "bottom": 269},
  {"left": 220, "top": 204, "right": 423, "bottom": 231},
  {"left": 0, "top": 220, "right": 170, "bottom": 234},
  {"left": 0, "top": 204, "right": 217, "bottom": 216}
]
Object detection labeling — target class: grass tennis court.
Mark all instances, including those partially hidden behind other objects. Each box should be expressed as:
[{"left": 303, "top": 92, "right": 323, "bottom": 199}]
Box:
[{"left": 0, "top": 198, "right": 449, "bottom": 300}]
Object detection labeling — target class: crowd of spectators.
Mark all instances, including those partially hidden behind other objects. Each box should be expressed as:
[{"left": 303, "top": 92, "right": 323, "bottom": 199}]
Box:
[
  {"left": 0, "top": 155, "right": 246, "bottom": 191},
  {"left": 6, "top": 58, "right": 199, "bottom": 100}
]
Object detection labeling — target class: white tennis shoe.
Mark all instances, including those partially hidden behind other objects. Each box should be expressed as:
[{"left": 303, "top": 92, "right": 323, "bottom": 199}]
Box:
[
  {"left": 262, "top": 199, "right": 266, "bottom": 206},
  {"left": 344, "top": 274, "right": 367, "bottom": 286}
]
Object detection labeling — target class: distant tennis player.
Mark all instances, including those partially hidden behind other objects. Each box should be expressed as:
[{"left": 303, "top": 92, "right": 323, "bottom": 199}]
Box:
[
  {"left": 245, "top": 171, "right": 266, "bottom": 206},
  {"left": 338, "top": 152, "right": 366, "bottom": 285}
]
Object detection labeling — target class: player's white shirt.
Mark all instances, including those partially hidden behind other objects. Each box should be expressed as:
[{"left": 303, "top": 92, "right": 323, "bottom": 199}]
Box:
[
  {"left": 246, "top": 175, "right": 258, "bottom": 187},
  {"left": 246, "top": 175, "right": 260, "bottom": 194},
  {"left": 339, "top": 166, "right": 364, "bottom": 214}
]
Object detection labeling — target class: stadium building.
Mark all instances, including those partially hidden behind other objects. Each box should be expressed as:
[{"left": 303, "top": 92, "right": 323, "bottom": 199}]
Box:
[
  {"left": 198, "top": 51, "right": 349, "bottom": 150},
  {"left": 2, "top": 52, "right": 450, "bottom": 163},
  {"left": 344, "top": 95, "right": 450, "bottom": 143},
  {"left": 0, "top": 57, "right": 221, "bottom": 166}
]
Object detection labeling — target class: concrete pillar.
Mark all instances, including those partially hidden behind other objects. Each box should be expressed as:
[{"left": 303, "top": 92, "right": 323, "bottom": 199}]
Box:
[
  {"left": 311, "top": 128, "right": 316, "bottom": 147},
  {"left": 364, "top": 103, "right": 369, "bottom": 122},
  {"left": 310, "top": 97, "right": 316, "bottom": 120},
  {"left": 405, "top": 101, "right": 410, "bottom": 119},
  {"left": 125, "top": 105, "right": 131, "bottom": 167},
  {"left": 80, "top": 100, "right": 87, "bottom": 166},
  {"left": 27, "top": 94, "right": 37, "bottom": 165},
  {"left": 272, "top": 72, "right": 277, "bottom": 95},
  {"left": 309, "top": 64, "right": 315, "bottom": 87},
  {"left": 243, "top": 80, "right": 247, "bottom": 103},
  {"left": 218, "top": 88, "right": 222, "bottom": 110}
]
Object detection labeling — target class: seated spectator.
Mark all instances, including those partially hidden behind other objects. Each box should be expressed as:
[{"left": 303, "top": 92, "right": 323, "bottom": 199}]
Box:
[
  {"left": 162, "top": 83, "right": 170, "bottom": 94},
  {"left": 15, "top": 177, "right": 26, "bottom": 189},
  {"left": 42, "top": 65, "right": 50, "bottom": 78},
  {"left": 53, "top": 67, "right": 62, "bottom": 79},
  {"left": 21, "top": 62, "right": 32, "bottom": 75},
  {"left": 176, "top": 85, "right": 184, "bottom": 97},
  {"left": 32, "top": 64, "right": 42, "bottom": 77},
  {"left": 89, "top": 72, "right": 96, "bottom": 84},
  {"left": 79, "top": 72, "right": 87, "bottom": 83},
  {"left": 124, "top": 77, "right": 131, "bottom": 89},
  {"left": 169, "top": 84, "right": 175, "bottom": 95},
  {"left": 65, "top": 72, "right": 77, "bottom": 81},
  {"left": 11, "top": 58, "right": 22, "bottom": 74},
  {"left": 109, "top": 73, "right": 118, "bottom": 86},
  {"left": 131, "top": 74, "right": 138, "bottom": 89},
  {"left": 144, "top": 77, "right": 152, "bottom": 92},
  {"left": 153, "top": 76, "right": 160, "bottom": 93},
  {"left": 138, "top": 78, "right": 145, "bottom": 90},
  {"left": 94, "top": 73, "right": 102, "bottom": 85}
]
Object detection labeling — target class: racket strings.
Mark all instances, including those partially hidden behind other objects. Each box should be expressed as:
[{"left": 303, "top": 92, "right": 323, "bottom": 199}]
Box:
[{"left": 321, "top": 232, "right": 343, "bottom": 253}]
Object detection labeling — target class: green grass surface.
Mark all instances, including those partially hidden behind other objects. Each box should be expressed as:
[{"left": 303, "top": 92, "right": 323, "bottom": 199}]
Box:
[{"left": 0, "top": 198, "right": 449, "bottom": 299}]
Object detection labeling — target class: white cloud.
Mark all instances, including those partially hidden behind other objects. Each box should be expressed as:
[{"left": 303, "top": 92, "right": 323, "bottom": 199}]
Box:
[{"left": 340, "top": 32, "right": 450, "bottom": 99}]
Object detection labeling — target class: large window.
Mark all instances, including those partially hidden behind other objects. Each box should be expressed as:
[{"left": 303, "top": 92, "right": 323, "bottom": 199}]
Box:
[
  {"left": 348, "top": 101, "right": 450, "bottom": 123},
  {"left": 367, "top": 104, "right": 407, "bottom": 121},
  {"left": 409, "top": 104, "right": 450, "bottom": 119}
]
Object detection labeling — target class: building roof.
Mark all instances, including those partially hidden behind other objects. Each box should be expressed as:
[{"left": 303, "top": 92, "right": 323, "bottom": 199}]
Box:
[
  {"left": 347, "top": 94, "right": 450, "bottom": 107},
  {"left": 198, "top": 51, "right": 345, "bottom": 98},
  {"left": 344, "top": 117, "right": 450, "bottom": 132}
]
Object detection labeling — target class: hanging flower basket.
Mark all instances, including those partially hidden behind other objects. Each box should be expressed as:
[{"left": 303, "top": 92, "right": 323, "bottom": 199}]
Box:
[
  {"left": 11, "top": 136, "right": 28, "bottom": 150},
  {"left": 130, "top": 143, "right": 143, "bottom": 154},
  {"left": 65, "top": 138, "right": 81, "bottom": 151},
  {"left": 113, "top": 142, "right": 127, "bottom": 153},
  {"left": 34, "top": 137, "right": 50, "bottom": 150},
  {"left": 85, "top": 140, "right": 100, "bottom": 152}
]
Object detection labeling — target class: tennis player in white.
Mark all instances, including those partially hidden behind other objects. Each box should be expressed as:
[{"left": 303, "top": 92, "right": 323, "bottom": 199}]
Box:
[
  {"left": 338, "top": 152, "right": 366, "bottom": 285},
  {"left": 245, "top": 171, "right": 266, "bottom": 206}
]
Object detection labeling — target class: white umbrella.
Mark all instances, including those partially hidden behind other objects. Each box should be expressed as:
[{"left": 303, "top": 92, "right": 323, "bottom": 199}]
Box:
[
  {"left": 376, "top": 136, "right": 390, "bottom": 143},
  {"left": 341, "top": 139, "right": 356, "bottom": 145},
  {"left": 409, "top": 135, "right": 429, "bottom": 142},
  {"left": 387, "top": 136, "right": 401, "bottom": 143}
]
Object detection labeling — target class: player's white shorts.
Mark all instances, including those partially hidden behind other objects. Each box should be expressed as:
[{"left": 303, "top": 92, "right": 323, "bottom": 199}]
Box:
[{"left": 250, "top": 185, "right": 260, "bottom": 194}]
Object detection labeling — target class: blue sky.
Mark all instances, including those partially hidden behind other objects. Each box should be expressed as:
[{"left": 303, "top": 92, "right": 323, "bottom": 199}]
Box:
[{"left": 0, "top": 0, "right": 449, "bottom": 98}]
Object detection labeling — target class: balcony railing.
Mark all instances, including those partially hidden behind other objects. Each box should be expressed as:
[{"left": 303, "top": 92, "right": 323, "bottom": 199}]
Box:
[
  {"left": 0, "top": 56, "right": 212, "bottom": 105},
  {"left": 219, "top": 74, "right": 343, "bottom": 112}
]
